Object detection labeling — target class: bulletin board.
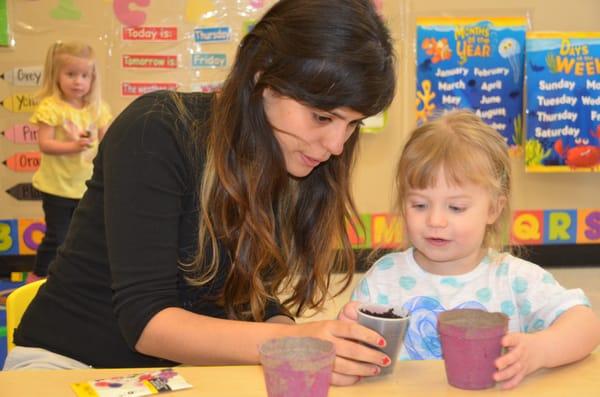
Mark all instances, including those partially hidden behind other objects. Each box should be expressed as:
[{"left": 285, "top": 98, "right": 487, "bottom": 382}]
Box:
[
  {"left": 0, "top": 0, "right": 277, "bottom": 258},
  {"left": 349, "top": 0, "right": 599, "bottom": 264},
  {"left": 1, "top": 0, "right": 599, "bottom": 266}
]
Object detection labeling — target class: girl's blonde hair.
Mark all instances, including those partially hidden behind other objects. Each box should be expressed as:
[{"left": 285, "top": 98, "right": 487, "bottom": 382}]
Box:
[
  {"left": 38, "top": 41, "right": 101, "bottom": 112},
  {"left": 396, "top": 109, "right": 512, "bottom": 251}
]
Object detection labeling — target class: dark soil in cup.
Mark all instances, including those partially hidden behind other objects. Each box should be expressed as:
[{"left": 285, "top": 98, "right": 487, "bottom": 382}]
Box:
[{"left": 360, "top": 308, "right": 404, "bottom": 319}]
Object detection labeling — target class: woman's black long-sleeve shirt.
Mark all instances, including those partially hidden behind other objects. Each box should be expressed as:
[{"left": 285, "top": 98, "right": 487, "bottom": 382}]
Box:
[{"left": 14, "top": 91, "right": 284, "bottom": 368}]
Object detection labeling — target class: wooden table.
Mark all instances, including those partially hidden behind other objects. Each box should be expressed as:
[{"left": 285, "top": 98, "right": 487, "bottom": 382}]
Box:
[{"left": 1, "top": 352, "right": 598, "bottom": 396}]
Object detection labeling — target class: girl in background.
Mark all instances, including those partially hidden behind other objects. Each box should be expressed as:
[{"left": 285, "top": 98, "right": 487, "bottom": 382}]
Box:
[
  {"left": 342, "top": 110, "right": 600, "bottom": 388},
  {"left": 27, "top": 41, "right": 112, "bottom": 282}
]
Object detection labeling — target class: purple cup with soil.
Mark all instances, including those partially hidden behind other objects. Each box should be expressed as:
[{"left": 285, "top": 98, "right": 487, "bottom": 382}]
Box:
[
  {"left": 357, "top": 303, "right": 410, "bottom": 376},
  {"left": 259, "top": 337, "right": 335, "bottom": 397},
  {"left": 438, "top": 308, "right": 509, "bottom": 390}
]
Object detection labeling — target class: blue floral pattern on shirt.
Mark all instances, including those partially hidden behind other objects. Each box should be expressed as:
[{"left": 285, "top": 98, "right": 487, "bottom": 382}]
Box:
[{"left": 402, "top": 296, "right": 485, "bottom": 359}]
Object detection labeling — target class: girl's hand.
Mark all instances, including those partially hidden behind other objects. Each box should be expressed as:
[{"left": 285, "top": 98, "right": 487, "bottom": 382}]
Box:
[
  {"left": 494, "top": 332, "right": 545, "bottom": 389},
  {"left": 64, "top": 120, "right": 84, "bottom": 141},
  {"left": 294, "top": 319, "right": 388, "bottom": 386},
  {"left": 73, "top": 138, "right": 92, "bottom": 151}
]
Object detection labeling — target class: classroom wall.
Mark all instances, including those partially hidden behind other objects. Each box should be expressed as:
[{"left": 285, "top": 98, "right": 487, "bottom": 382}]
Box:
[
  {"left": 1, "top": 0, "right": 599, "bottom": 257},
  {"left": 1, "top": 0, "right": 277, "bottom": 224},
  {"left": 353, "top": 0, "right": 600, "bottom": 215}
]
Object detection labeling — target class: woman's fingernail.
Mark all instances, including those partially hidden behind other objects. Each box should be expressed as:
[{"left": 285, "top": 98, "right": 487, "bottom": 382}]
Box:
[
  {"left": 377, "top": 338, "right": 385, "bottom": 347},
  {"left": 373, "top": 366, "right": 380, "bottom": 375},
  {"left": 382, "top": 357, "right": 390, "bottom": 366}
]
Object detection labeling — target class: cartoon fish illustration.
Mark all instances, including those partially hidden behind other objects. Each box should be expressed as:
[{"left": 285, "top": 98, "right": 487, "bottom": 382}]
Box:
[
  {"left": 529, "top": 61, "right": 545, "bottom": 72},
  {"left": 422, "top": 38, "right": 452, "bottom": 64},
  {"left": 418, "top": 58, "right": 433, "bottom": 72},
  {"left": 508, "top": 90, "right": 520, "bottom": 99}
]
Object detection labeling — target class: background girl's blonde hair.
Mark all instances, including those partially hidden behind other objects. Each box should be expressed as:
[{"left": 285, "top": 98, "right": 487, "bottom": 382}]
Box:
[
  {"left": 396, "top": 109, "right": 512, "bottom": 252},
  {"left": 38, "top": 41, "right": 102, "bottom": 113}
]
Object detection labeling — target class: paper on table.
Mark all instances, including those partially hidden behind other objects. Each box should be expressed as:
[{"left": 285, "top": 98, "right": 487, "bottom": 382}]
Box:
[{"left": 71, "top": 368, "right": 192, "bottom": 397}]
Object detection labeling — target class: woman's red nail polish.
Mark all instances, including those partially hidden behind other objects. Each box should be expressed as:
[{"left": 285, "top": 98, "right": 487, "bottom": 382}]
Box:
[
  {"left": 378, "top": 338, "right": 385, "bottom": 347},
  {"left": 382, "top": 357, "right": 390, "bottom": 366}
]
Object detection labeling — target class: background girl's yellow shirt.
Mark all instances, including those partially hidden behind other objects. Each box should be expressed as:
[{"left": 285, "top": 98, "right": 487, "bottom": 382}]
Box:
[{"left": 30, "top": 96, "right": 112, "bottom": 199}]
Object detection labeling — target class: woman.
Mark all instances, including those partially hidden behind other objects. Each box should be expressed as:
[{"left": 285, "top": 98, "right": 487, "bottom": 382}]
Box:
[{"left": 7, "top": 0, "right": 396, "bottom": 386}]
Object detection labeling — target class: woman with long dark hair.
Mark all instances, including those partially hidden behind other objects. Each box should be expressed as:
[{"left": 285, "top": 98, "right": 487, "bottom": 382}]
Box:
[{"left": 7, "top": 0, "right": 396, "bottom": 386}]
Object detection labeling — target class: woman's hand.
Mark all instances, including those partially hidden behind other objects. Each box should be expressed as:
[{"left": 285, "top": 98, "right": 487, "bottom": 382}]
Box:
[
  {"left": 294, "top": 319, "right": 389, "bottom": 386},
  {"left": 265, "top": 315, "right": 295, "bottom": 324},
  {"left": 338, "top": 300, "right": 361, "bottom": 322}
]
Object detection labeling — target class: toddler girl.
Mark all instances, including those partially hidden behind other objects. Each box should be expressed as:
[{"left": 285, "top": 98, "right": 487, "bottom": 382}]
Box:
[
  {"left": 28, "top": 41, "right": 112, "bottom": 281},
  {"left": 343, "top": 110, "right": 600, "bottom": 388}
]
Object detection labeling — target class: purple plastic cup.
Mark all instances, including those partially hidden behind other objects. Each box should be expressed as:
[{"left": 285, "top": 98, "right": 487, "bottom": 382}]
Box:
[
  {"left": 259, "top": 337, "right": 335, "bottom": 397},
  {"left": 438, "top": 309, "right": 508, "bottom": 390}
]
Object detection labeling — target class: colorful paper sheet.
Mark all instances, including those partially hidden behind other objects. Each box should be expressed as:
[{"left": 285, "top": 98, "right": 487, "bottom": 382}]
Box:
[{"left": 71, "top": 368, "right": 192, "bottom": 397}]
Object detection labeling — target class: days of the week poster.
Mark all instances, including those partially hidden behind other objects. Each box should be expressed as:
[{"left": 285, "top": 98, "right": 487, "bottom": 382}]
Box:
[{"left": 525, "top": 32, "right": 600, "bottom": 172}]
